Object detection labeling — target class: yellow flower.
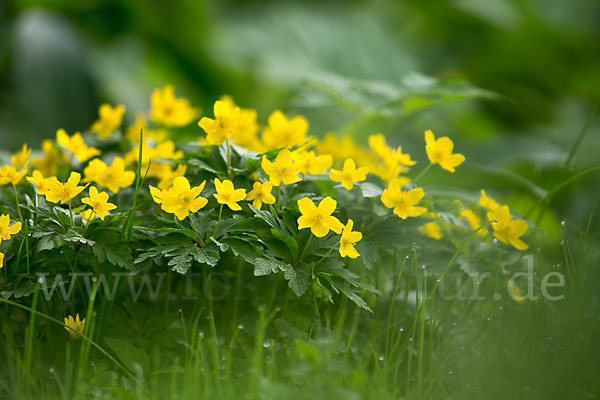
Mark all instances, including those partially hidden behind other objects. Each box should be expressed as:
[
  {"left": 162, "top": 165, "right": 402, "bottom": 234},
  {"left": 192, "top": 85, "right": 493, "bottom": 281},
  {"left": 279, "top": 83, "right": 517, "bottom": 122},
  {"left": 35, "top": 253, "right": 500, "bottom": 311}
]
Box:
[
  {"left": 329, "top": 159, "right": 368, "bottom": 190},
  {"left": 381, "top": 181, "right": 427, "bottom": 219},
  {"left": 125, "top": 113, "right": 168, "bottom": 143},
  {"left": 245, "top": 181, "right": 276, "bottom": 210},
  {"left": 479, "top": 189, "right": 501, "bottom": 211},
  {"left": 81, "top": 186, "right": 117, "bottom": 221},
  {"left": 219, "top": 95, "right": 261, "bottom": 150},
  {"left": 295, "top": 151, "right": 333, "bottom": 175},
  {"left": 64, "top": 314, "right": 85, "bottom": 339},
  {"left": 418, "top": 222, "right": 443, "bottom": 240},
  {"left": 339, "top": 219, "right": 362, "bottom": 258},
  {"left": 507, "top": 280, "right": 525, "bottom": 303},
  {"left": 160, "top": 177, "right": 208, "bottom": 220},
  {"left": 31, "top": 140, "right": 60, "bottom": 176},
  {"left": 297, "top": 196, "right": 344, "bottom": 237},
  {"left": 26, "top": 170, "right": 56, "bottom": 194},
  {"left": 0, "top": 214, "right": 22, "bottom": 245},
  {"left": 83, "top": 157, "right": 135, "bottom": 193},
  {"left": 487, "top": 205, "right": 528, "bottom": 250},
  {"left": 0, "top": 164, "right": 28, "bottom": 186},
  {"left": 90, "top": 104, "right": 126, "bottom": 139},
  {"left": 424, "top": 130, "right": 465, "bottom": 173},
  {"left": 151, "top": 85, "right": 197, "bottom": 127},
  {"left": 0, "top": 252, "right": 4, "bottom": 269},
  {"left": 198, "top": 100, "right": 240, "bottom": 145},
  {"left": 11, "top": 144, "right": 31, "bottom": 169},
  {"left": 56, "top": 129, "right": 101, "bottom": 163},
  {"left": 214, "top": 178, "right": 247, "bottom": 211},
  {"left": 45, "top": 172, "right": 86, "bottom": 204},
  {"left": 149, "top": 185, "right": 163, "bottom": 204},
  {"left": 158, "top": 164, "right": 187, "bottom": 190},
  {"left": 261, "top": 149, "right": 304, "bottom": 186},
  {"left": 262, "top": 110, "right": 309, "bottom": 150}
]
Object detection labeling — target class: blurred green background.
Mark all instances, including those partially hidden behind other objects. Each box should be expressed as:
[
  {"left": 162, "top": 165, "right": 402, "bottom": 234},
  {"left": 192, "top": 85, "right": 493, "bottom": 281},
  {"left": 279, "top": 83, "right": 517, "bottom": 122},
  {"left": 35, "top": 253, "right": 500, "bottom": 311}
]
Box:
[{"left": 1, "top": 0, "right": 599, "bottom": 230}]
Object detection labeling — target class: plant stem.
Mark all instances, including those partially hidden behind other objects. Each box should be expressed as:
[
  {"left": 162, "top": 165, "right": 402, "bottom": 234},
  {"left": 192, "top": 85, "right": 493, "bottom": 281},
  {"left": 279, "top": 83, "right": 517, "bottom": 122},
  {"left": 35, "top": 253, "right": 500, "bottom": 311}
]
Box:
[
  {"left": 412, "top": 163, "right": 432, "bottom": 184},
  {"left": 297, "top": 233, "right": 313, "bottom": 262},
  {"left": 315, "top": 243, "right": 337, "bottom": 266},
  {"left": 226, "top": 139, "right": 232, "bottom": 178},
  {"left": 12, "top": 184, "right": 30, "bottom": 274},
  {"left": 214, "top": 204, "right": 224, "bottom": 238},
  {"left": 68, "top": 199, "right": 75, "bottom": 228}
]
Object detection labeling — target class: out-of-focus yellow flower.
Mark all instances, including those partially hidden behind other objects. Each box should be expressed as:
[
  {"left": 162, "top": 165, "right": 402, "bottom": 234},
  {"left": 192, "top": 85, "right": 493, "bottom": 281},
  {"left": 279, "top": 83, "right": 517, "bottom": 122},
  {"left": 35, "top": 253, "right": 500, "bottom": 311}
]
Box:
[
  {"left": 0, "top": 164, "right": 28, "bottom": 186},
  {"left": 339, "top": 219, "right": 362, "bottom": 258},
  {"left": 262, "top": 110, "right": 309, "bottom": 150},
  {"left": 125, "top": 113, "right": 168, "bottom": 143},
  {"left": 159, "top": 177, "right": 208, "bottom": 220},
  {"left": 45, "top": 172, "right": 86, "bottom": 204},
  {"left": 460, "top": 209, "right": 486, "bottom": 236},
  {"left": 368, "top": 133, "right": 416, "bottom": 181},
  {"left": 81, "top": 187, "right": 117, "bottom": 221},
  {"left": 261, "top": 149, "right": 304, "bottom": 186},
  {"left": 90, "top": 104, "right": 126, "bottom": 139},
  {"left": 80, "top": 209, "right": 96, "bottom": 222},
  {"left": 220, "top": 95, "right": 261, "bottom": 151},
  {"left": 245, "top": 181, "right": 276, "bottom": 210},
  {"left": 214, "top": 178, "right": 246, "bottom": 211},
  {"left": 329, "top": 159, "right": 368, "bottom": 190},
  {"left": 316, "top": 134, "right": 369, "bottom": 167},
  {"left": 424, "top": 130, "right": 465, "bottom": 173},
  {"left": 507, "top": 280, "right": 525, "bottom": 303},
  {"left": 64, "top": 314, "right": 85, "bottom": 339},
  {"left": 381, "top": 180, "right": 427, "bottom": 219},
  {"left": 26, "top": 170, "right": 55, "bottom": 194},
  {"left": 198, "top": 100, "right": 240, "bottom": 145},
  {"left": 479, "top": 189, "right": 501, "bottom": 211},
  {"left": 294, "top": 151, "right": 333, "bottom": 175},
  {"left": 0, "top": 214, "right": 22, "bottom": 246},
  {"left": 151, "top": 85, "right": 197, "bottom": 127},
  {"left": 31, "top": 140, "right": 60, "bottom": 176},
  {"left": 158, "top": 164, "right": 187, "bottom": 190},
  {"left": 418, "top": 222, "right": 443, "bottom": 240},
  {"left": 297, "top": 196, "right": 344, "bottom": 238},
  {"left": 83, "top": 157, "right": 135, "bottom": 194},
  {"left": 487, "top": 205, "right": 528, "bottom": 250},
  {"left": 0, "top": 252, "right": 4, "bottom": 269},
  {"left": 56, "top": 129, "right": 101, "bottom": 163},
  {"left": 11, "top": 144, "right": 31, "bottom": 170},
  {"left": 125, "top": 140, "right": 183, "bottom": 178}
]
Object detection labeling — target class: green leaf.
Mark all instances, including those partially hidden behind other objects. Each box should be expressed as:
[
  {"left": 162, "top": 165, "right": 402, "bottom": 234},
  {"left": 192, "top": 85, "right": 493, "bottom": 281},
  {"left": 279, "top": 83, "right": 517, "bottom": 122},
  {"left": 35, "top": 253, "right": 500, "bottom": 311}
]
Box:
[
  {"left": 92, "top": 242, "right": 135, "bottom": 271},
  {"left": 104, "top": 337, "right": 150, "bottom": 373}
]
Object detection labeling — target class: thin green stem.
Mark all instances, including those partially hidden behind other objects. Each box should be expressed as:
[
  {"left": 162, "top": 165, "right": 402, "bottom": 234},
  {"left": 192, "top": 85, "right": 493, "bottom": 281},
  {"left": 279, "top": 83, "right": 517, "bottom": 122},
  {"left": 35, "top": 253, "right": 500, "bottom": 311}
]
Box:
[
  {"left": 68, "top": 199, "right": 75, "bottom": 228},
  {"left": 412, "top": 163, "right": 432, "bottom": 184},
  {"left": 214, "top": 204, "right": 224, "bottom": 238},
  {"left": 297, "top": 233, "right": 313, "bottom": 262},
  {"left": 226, "top": 139, "right": 232, "bottom": 178},
  {"left": 315, "top": 243, "right": 337, "bottom": 266},
  {"left": 12, "top": 184, "right": 30, "bottom": 274}
]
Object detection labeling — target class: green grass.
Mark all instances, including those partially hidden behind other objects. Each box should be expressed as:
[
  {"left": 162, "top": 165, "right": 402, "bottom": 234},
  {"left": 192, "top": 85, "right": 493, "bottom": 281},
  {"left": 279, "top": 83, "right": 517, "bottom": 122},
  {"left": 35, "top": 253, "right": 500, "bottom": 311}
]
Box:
[{"left": 1, "top": 218, "right": 599, "bottom": 399}]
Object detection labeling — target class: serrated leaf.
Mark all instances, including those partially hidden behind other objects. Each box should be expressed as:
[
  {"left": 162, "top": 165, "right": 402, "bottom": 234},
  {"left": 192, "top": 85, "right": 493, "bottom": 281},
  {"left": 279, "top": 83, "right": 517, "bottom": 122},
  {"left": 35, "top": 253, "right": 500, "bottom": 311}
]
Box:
[
  {"left": 280, "top": 262, "right": 311, "bottom": 296},
  {"left": 252, "top": 258, "right": 282, "bottom": 276}
]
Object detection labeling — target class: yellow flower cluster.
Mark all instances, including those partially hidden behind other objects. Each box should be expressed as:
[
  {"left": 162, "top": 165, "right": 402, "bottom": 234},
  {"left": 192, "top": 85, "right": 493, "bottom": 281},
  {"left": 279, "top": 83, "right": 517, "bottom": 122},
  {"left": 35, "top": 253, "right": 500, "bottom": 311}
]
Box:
[{"left": 0, "top": 85, "right": 530, "bottom": 277}]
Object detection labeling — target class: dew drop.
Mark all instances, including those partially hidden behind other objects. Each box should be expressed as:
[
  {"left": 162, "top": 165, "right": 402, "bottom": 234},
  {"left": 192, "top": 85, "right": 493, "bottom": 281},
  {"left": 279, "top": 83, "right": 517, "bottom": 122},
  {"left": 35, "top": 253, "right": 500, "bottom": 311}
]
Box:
[{"left": 560, "top": 220, "right": 566, "bottom": 226}]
